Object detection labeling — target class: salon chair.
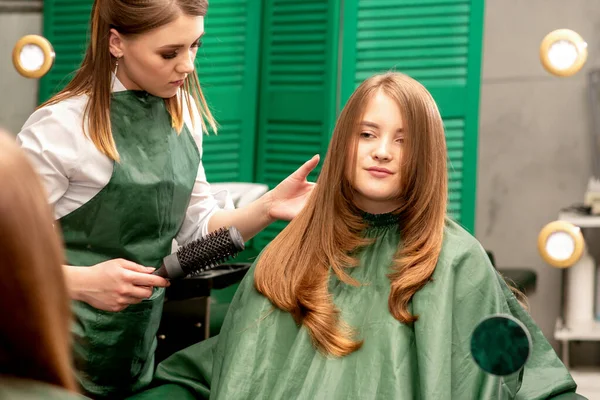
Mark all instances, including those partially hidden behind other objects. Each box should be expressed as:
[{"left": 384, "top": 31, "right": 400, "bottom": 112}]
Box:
[{"left": 155, "top": 183, "right": 268, "bottom": 363}]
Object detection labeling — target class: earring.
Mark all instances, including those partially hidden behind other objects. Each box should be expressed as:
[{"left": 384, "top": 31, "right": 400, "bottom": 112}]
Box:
[{"left": 114, "top": 56, "right": 121, "bottom": 75}]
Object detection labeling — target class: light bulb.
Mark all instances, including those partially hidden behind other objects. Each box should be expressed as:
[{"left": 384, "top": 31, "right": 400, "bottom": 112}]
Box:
[
  {"left": 19, "top": 44, "right": 46, "bottom": 71},
  {"left": 540, "top": 29, "right": 587, "bottom": 77},
  {"left": 545, "top": 231, "right": 576, "bottom": 261}
]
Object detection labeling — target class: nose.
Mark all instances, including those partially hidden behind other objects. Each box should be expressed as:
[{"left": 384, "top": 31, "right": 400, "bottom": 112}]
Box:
[
  {"left": 176, "top": 53, "right": 195, "bottom": 74},
  {"left": 372, "top": 139, "right": 392, "bottom": 162}
]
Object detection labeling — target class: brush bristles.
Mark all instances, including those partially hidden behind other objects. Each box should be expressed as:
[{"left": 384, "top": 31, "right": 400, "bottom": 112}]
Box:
[{"left": 178, "top": 227, "right": 245, "bottom": 277}]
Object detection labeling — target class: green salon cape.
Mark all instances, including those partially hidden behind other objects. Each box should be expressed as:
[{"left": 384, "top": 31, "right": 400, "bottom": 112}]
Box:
[{"left": 129, "top": 213, "right": 581, "bottom": 400}]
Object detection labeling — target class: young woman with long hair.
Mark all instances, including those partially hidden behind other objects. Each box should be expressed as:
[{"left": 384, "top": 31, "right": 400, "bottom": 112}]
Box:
[{"left": 129, "top": 72, "right": 580, "bottom": 399}]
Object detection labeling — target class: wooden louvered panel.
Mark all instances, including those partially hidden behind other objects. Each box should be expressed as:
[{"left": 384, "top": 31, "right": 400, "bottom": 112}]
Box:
[
  {"left": 353, "top": 0, "right": 470, "bottom": 91},
  {"left": 262, "top": 121, "right": 323, "bottom": 184},
  {"left": 253, "top": 0, "right": 339, "bottom": 250},
  {"left": 201, "top": 122, "right": 242, "bottom": 182},
  {"left": 198, "top": 0, "right": 261, "bottom": 183},
  {"left": 445, "top": 118, "right": 465, "bottom": 221},
  {"left": 39, "top": 0, "right": 92, "bottom": 102}
]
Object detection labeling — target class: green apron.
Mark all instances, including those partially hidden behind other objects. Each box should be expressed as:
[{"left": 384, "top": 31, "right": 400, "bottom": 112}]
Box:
[{"left": 58, "top": 91, "right": 200, "bottom": 399}]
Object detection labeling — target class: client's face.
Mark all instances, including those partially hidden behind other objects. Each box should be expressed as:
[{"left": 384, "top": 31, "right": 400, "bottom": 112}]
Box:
[{"left": 349, "top": 90, "right": 404, "bottom": 214}]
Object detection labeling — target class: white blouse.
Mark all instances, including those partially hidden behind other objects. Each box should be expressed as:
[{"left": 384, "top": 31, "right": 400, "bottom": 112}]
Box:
[{"left": 17, "top": 77, "right": 232, "bottom": 246}]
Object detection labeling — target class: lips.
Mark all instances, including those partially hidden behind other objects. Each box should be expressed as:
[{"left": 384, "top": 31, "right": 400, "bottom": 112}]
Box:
[
  {"left": 170, "top": 76, "right": 187, "bottom": 85},
  {"left": 367, "top": 167, "right": 393, "bottom": 175}
]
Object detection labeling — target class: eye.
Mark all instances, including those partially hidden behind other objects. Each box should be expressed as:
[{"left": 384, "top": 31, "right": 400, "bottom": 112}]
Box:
[
  {"left": 162, "top": 52, "right": 177, "bottom": 60},
  {"left": 360, "top": 132, "right": 374, "bottom": 139},
  {"left": 396, "top": 137, "right": 404, "bottom": 144}
]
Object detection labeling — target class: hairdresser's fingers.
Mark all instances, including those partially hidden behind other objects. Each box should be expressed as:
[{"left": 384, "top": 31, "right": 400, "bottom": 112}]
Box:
[
  {"left": 127, "top": 271, "right": 170, "bottom": 288},
  {"left": 119, "top": 259, "right": 155, "bottom": 273},
  {"left": 126, "top": 285, "right": 154, "bottom": 300},
  {"left": 291, "top": 154, "right": 320, "bottom": 180},
  {"left": 116, "top": 259, "right": 169, "bottom": 287}
]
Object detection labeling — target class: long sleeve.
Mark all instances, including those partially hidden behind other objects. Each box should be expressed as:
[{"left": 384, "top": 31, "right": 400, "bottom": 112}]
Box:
[
  {"left": 16, "top": 95, "right": 116, "bottom": 220},
  {"left": 175, "top": 96, "right": 234, "bottom": 246},
  {"left": 17, "top": 101, "right": 81, "bottom": 211}
]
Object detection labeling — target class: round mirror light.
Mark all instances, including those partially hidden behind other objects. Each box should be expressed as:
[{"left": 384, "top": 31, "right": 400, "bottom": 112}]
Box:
[
  {"left": 540, "top": 29, "right": 587, "bottom": 77},
  {"left": 537, "top": 220, "right": 584, "bottom": 268},
  {"left": 12, "top": 35, "right": 55, "bottom": 79}
]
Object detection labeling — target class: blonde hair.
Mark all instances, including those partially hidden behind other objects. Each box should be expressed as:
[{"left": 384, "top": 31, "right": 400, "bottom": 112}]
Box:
[
  {"left": 254, "top": 72, "right": 448, "bottom": 356},
  {"left": 0, "top": 131, "right": 76, "bottom": 391},
  {"left": 40, "top": 0, "right": 216, "bottom": 161}
]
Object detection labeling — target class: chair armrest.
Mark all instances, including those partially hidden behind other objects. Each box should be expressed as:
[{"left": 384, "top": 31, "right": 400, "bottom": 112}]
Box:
[{"left": 165, "top": 263, "right": 251, "bottom": 301}]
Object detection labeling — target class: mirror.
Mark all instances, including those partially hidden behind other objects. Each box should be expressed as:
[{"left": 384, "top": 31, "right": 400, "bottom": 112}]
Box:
[
  {"left": 12, "top": 35, "right": 55, "bottom": 79},
  {"left": 471, "top": 314, "right": 532, "bottom": 376}
]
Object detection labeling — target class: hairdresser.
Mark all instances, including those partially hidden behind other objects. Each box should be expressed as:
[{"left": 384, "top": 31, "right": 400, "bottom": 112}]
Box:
[{"left": 16, "top": 0, "right": 317, "bottom": 398}]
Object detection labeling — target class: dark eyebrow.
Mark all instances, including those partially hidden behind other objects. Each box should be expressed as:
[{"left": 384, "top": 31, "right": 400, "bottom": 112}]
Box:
[
  {"left": 361, "top": 121, "right": 403, "bottom": 133},
  {"left": 158, "top": 33, "right": 204, "bottom": 50}
]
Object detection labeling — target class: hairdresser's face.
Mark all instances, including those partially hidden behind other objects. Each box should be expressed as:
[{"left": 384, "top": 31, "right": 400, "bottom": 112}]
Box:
[
  {"left": 110, "top": 15, "right": 204, "bottom": 98},
  {"left": 348, "top": 91, "right": 404, "bottom": 214}
]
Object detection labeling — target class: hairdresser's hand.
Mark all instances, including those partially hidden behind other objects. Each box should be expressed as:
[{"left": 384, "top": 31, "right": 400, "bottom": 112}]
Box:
[
  {"left": 65, "top": 260, "right": 170, "bottom": 312},
  {"left": 267, "top": 154, "right": 319, "bottom": 221}
]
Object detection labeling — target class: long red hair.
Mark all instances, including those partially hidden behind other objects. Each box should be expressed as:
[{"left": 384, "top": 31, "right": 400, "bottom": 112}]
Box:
[
  {"left": 254, "top": 72, "right": 448, "bottom": 356},
  {"left": 0, "top": 131, "right": 77, "bottom": 391}
]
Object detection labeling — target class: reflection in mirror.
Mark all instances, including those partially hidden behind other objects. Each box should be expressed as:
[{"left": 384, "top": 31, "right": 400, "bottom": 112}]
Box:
[
  {"left": 471, "top": 314, "right": 532, "bottom": 377},
  {"left": 471, "top": 315, "right": 532, "bottom": 399}
]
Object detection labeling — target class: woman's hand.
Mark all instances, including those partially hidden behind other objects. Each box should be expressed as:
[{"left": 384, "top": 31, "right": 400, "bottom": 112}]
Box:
[
  {"left": 267, "top": 154, "right": 319, "bottom": 221},
  {"left": 206, "top": 155, "right": 320, "bottom": 240},
  {"left": 64, "top": 259, "right": 170, "bottom": 312}
]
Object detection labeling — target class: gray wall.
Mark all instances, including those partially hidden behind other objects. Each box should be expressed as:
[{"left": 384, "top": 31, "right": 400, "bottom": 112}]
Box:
[
  {"left": 0, "top": 12, "right": 41, "bottom": 135},
  {"left": 477, "top": 0, "right": 600, "bottom": 361}
]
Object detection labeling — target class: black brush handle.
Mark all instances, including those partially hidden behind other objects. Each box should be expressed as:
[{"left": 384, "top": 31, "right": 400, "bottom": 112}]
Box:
[{"left": 153, "top": 226, "right": 245, "bottom": 279}]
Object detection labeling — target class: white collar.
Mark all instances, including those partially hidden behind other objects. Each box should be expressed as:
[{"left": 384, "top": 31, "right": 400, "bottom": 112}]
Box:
[{"left": 111, "top": 73, "right": 127, "bottom": 93}]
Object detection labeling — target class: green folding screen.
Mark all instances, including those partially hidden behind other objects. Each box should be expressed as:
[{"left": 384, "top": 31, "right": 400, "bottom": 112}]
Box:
[
  {"left": 40, "top": 0, "right": 485, "bottom": 249},
  {"left": 252, "top": 0, "right": 340, "bottom": 249}
]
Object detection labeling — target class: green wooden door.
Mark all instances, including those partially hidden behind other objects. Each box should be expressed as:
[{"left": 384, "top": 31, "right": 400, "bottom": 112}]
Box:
[
  {"left": 198, "top": 0, "right": 261, "bottom": 182},
  {"left": 39, "top": 0, "right": 259, "bottom": 183},
  {"left": 340, "top": 0, "right": 485, "bottom": 233},
  {"left": 252, "top": 0, "right": 341, "bottom": 249},
  {"left": 40, "top": 0, "right": 485, "bottom": 240}
]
